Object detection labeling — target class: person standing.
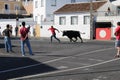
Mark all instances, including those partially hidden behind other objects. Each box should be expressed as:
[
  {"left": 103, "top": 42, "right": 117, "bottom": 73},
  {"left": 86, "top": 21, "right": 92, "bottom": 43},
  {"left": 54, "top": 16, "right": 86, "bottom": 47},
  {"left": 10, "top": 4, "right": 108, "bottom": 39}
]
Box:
[
  {"left": 2, "top": 24, "right": 13, "bottom": 53},
  {"left": 114, "top": 22, "right": 120, "bottom": 58},
  {"left": 19, "top": 21, "right": 33, "bottom": 56},
  {"left": 0, "top": 27, "right": 1, "bottom": 36},
  {"left": 15, "top": 26, "right": 18, "bottom": 37},
  {"left": 48, "top": 26, "right": 60, "bottom": 43}
]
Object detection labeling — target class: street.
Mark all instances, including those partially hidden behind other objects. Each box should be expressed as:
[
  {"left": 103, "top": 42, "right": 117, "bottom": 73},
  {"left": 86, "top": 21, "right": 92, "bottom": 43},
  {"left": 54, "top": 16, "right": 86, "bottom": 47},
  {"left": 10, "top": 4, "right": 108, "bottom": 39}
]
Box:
[{"left": 0, "top": 38, "right": 120, "bottom": 80}]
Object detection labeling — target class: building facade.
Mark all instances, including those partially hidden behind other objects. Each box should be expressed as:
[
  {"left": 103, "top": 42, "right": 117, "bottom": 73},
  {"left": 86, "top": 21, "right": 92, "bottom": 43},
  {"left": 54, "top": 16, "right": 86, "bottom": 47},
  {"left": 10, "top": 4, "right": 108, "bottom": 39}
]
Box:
[
  {"left": 39, "top": 1, "right": 120, "bottom": 40},
  {"left": 33, "top": 0, "right": 97, "bottom": 25},
  {"left": 0, "top": 0, "right": 33, "bottom": 19}
]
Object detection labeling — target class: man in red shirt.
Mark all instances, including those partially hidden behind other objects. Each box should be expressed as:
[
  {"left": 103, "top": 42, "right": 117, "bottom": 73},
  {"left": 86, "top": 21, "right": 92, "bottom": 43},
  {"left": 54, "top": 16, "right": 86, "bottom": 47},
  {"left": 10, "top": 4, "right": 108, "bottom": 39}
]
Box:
[
  {"left": 114, "top": 22, "right": 120, "bottom": 58},
  {"left": 48, "top": 26, "right": 60, "bottom": 43},
  {"left": 20, "top": 21, "right": 33, "bottom": 56}
]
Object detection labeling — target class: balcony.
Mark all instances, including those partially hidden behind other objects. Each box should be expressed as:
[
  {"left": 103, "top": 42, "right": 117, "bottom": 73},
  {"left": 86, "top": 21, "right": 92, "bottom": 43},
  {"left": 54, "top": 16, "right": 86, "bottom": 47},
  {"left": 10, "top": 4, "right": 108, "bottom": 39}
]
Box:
[
  {"left": 0, "top": 9, "right": 32, "bottom": 19},
  {"left": 0, "top": 9, "right": 27, "bottom": 15},
  {"left": 96, "top": 10, "right": 120, "bottom": 22},
  {"left": 96, "top": 10, "right": 120, "bottom": 16}
]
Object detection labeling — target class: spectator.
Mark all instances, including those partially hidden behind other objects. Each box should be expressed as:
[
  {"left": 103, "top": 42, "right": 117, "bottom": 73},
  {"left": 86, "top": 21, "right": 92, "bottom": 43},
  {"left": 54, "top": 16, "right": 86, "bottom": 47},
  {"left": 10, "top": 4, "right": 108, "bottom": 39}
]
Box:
[
  {"left": 114, "top": 22, "right": 120, "bottom": 58},
  {"left": 19, "top": 21, "right": 33, "bottom": 56},
  {"left": 2, "top": 24, "right": 13, "bottom": 53},
  {"left": 15, "top": 26, "right": 18, "bottom": 37}
]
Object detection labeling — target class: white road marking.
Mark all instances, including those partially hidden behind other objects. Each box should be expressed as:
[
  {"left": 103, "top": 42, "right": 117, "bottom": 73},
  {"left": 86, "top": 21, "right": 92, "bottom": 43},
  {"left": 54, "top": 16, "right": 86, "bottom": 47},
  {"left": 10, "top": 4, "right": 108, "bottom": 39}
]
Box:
[
  {"left": 89, "top": 58, "right": 104, "bottom": 62},
  {"left": 10, "top": 57, "right": 120, "bottom": 80},
  {"left": 6, "top": 47, "right": 115, "bottom": 80},
  {"left": 0, "top": 48, "right": 113, "bottom": 74},
  {"left": 57, "top": 66, "right": 68, "bottom": 69}
]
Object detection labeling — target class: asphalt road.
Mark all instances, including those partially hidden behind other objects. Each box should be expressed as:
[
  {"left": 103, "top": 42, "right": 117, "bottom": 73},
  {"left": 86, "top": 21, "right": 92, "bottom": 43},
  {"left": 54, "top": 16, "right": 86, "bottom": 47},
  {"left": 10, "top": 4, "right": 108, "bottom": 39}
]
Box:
[{"left": 0, "top": 37, "right": 120, "bottom": 80}]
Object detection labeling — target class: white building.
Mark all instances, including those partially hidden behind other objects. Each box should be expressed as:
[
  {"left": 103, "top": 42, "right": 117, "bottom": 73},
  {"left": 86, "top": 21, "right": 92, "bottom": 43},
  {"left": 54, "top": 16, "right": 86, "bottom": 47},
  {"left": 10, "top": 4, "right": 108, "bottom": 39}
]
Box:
[
  {"left": 54, "top": 1, "right": 109, "bottom": 39},
  {"left": 33, "top": 0, "right": 96, "bottom": 25},
  {"left": 33, "top": 0, "right": 120, "bottom": 40},
  {"left": 39, "top": 1, "right": 107, "bottom": 39}
]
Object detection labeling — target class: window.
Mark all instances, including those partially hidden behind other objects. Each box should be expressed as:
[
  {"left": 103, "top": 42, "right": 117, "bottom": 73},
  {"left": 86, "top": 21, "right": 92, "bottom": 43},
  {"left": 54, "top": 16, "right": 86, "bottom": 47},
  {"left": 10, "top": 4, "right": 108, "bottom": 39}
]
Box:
[
  {"left": 14, "top": 4, "right": 19, "bottom": 10},
  {"left": 5, "top": 4, "right": 9, "bottom": 10},
  {"left": 71, "top": 16, "right": 78, "bottom": 25},
  {"left": 35, "top": 16, "right": 38, "bottom": 21},
  {"left": 84, "top": 16, "right": 90, "bottom": 24},
  {"left": 59, "top": 17, "right": 66, "bottom": 25},
  {"left": 51, "top": 0, "right": 56, "bottom": 6},
  {"left": 71, "top": 0, "right": 76, "bottom": 3},
  {"left": 14, "top": 4, "right": 19, "bottom": 15},
  {"left": 35, "top": 1, "right": 38, "bottom": 8},
  {"left": 117, "top": 6, "right": 120, "bottom": 15},
  {"left": 41, "top": 0, "right": 44, "bottom": 7},
  {"left": 41, "top": 15, "right": 43, "bottom": 22}
]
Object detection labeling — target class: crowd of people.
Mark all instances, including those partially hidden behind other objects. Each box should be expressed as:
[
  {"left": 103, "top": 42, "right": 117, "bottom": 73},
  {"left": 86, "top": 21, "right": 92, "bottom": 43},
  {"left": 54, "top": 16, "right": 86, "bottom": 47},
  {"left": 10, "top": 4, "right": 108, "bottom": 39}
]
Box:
[{"left": 2, "top": 21, "right": 34, "bottom": 56}]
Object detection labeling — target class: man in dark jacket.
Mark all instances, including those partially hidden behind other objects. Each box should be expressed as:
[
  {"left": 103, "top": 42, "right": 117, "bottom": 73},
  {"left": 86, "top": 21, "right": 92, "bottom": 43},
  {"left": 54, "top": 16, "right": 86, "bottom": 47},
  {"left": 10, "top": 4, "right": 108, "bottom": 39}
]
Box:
[{"left": 2, "top": 24, "right": 13, "bottom": 53}]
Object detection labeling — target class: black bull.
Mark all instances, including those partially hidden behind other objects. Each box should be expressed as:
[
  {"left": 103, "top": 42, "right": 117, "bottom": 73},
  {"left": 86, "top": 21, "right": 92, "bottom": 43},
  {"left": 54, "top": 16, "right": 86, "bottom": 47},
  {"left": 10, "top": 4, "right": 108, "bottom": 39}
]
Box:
[{"left": 62, "top": 30, "right": 83, "bottom": 43}]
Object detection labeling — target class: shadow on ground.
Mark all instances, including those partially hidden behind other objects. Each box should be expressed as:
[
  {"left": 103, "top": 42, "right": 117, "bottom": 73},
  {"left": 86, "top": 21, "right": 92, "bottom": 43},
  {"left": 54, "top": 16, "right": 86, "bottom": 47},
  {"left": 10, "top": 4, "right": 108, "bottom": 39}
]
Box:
[
  {"left": 0, "top": 57, "right": 57, "bottom": 80},
  {"left": 0, "top": 43, "right": 5, "bottom": 48}
]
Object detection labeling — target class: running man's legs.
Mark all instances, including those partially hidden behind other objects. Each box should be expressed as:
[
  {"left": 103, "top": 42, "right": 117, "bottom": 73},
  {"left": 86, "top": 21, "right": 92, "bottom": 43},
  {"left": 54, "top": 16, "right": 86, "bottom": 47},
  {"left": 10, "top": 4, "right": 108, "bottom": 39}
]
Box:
[
  {"left": 53, "top": 34, "right": 60, "bottom": 43},
  {"left": 50, "top": 35, "right": 54, "bottom": 43}
]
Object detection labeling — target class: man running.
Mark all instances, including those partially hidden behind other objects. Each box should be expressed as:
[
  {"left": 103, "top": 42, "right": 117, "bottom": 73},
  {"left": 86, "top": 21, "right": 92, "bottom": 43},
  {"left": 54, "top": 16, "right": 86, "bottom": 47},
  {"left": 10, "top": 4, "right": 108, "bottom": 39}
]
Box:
[{"left": 48, "top": 26, "right": 60, "bottom": 43}]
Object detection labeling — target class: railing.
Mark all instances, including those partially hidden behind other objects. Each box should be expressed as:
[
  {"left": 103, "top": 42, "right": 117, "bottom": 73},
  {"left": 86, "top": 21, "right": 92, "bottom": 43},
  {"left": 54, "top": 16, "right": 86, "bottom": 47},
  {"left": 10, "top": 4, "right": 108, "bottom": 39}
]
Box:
[
  {"left": 0, "top": 9, "right": 27, "bottom": 15},
  {"left": 41, "top": 21, "right": 54, "bottom": 25},
  {"left": 95, "top": 10, "right": 120, "bottom": 16}
]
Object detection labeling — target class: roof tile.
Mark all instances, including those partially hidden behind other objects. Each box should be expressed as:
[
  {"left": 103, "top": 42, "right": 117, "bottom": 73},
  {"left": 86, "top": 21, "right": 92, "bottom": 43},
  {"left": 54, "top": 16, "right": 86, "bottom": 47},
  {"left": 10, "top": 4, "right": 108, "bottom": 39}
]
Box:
[{"left": 54, "top": 1, "right": 107, "bottom": 14}]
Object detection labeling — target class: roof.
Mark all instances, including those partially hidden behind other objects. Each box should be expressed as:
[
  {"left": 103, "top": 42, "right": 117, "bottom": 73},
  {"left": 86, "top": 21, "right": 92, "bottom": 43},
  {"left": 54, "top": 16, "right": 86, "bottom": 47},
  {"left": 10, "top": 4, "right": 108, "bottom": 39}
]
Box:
[{"left": 54, "top": 1, "right": 107, "bottom": 14}]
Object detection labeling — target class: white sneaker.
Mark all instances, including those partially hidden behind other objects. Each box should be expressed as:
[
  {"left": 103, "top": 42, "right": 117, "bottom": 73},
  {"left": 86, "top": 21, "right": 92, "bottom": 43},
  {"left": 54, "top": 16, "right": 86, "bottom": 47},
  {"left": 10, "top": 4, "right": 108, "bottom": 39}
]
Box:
[{"left": 22, "top": 55, "right": 25, "bottom": 56}]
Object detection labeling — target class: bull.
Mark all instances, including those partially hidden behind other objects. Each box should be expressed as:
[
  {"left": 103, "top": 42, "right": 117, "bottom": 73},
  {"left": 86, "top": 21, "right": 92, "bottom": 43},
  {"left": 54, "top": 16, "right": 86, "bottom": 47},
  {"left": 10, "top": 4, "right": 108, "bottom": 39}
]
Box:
[{"left": 62, "top": 30, "right": 84, "bottom": 43}]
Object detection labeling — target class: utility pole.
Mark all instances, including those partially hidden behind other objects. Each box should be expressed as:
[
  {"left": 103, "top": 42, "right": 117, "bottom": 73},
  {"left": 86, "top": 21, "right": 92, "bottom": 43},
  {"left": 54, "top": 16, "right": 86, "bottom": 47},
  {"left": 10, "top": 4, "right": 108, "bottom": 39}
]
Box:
[{"left": 90, "top": 0, "right": 93, "bottom": 40}]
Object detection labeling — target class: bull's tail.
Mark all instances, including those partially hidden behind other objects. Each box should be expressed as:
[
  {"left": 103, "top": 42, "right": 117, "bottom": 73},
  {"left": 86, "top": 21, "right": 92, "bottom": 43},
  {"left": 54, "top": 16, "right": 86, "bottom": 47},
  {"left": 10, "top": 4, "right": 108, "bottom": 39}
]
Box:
[{"left": 79, "top": 32, "right": 85, "bottom": 34}]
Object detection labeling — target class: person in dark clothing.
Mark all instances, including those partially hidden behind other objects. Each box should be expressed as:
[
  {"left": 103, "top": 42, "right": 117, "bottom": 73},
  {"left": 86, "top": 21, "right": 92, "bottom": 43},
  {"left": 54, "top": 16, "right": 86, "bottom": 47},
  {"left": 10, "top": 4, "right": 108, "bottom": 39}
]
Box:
[
  {"left": 15, "top": 26, "right": 18, "bottom": 37},
  {"left": 2, "top": 24, "right": 13, "bottom": 53}
]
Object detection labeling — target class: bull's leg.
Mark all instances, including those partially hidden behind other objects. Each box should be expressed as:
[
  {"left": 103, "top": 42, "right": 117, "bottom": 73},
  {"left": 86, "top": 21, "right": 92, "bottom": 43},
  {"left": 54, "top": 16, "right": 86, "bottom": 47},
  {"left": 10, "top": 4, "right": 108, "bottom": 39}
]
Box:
[
  {"left": 79, "top": 36, "right": 83, "bottom": 43},
  {"left": 72, "top": 37, "right": 77, "bottom": 42},
  {"left": 70, "top": 39, "right": 72, "bottom": 42},
  {"left": 68, "top": 37, "right": 72, "bottom": 42}
]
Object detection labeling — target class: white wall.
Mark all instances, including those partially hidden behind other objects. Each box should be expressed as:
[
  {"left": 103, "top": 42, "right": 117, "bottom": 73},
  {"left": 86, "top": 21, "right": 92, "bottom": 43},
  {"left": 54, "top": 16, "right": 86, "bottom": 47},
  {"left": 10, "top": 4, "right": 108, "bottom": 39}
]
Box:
[
  {"left": 33, "top": 0, "right": 96, "bottom": 24},
  {"left": 96, "top": 16, "right": 120, "bottom": 38},
  {"left": 40, "top": 12, "right": 91, "bottom": 39},
  {"left": 0, "top": 19, "right": 35, "bottom": 37},
  {"left": 0, "top": 20, "right": 16, "bottom": 36}
]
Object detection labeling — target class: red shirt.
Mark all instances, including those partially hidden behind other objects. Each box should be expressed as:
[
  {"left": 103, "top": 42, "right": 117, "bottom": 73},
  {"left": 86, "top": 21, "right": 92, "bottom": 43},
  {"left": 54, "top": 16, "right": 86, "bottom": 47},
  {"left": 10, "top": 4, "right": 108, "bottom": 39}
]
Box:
[
  {"left": 48, "top": 27, "right": 56, "bottom": 34},
  {"left": 115, "top": 26, "right": 120, "bottom": 40},
  {"left": 20, "top": 27, "right": 29, "bottom": 40}
]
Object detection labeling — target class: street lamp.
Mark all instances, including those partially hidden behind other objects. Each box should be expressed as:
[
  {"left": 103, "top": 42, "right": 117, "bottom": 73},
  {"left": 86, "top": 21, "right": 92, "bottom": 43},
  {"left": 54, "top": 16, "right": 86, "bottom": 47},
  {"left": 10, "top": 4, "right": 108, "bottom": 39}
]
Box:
[{"left": 16, "top": 8, "right": 19, "bottom": 25}]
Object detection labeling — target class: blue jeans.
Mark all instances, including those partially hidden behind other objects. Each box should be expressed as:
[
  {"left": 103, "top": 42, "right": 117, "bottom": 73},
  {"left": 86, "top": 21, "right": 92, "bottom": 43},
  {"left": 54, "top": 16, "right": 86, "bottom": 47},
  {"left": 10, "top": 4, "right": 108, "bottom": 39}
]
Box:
[
  {"left": 4, "top": 36, "right": 12, "bottom": 52},
  {"left": 21, "top": 39, "right": 33, "bottom": 55}
]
